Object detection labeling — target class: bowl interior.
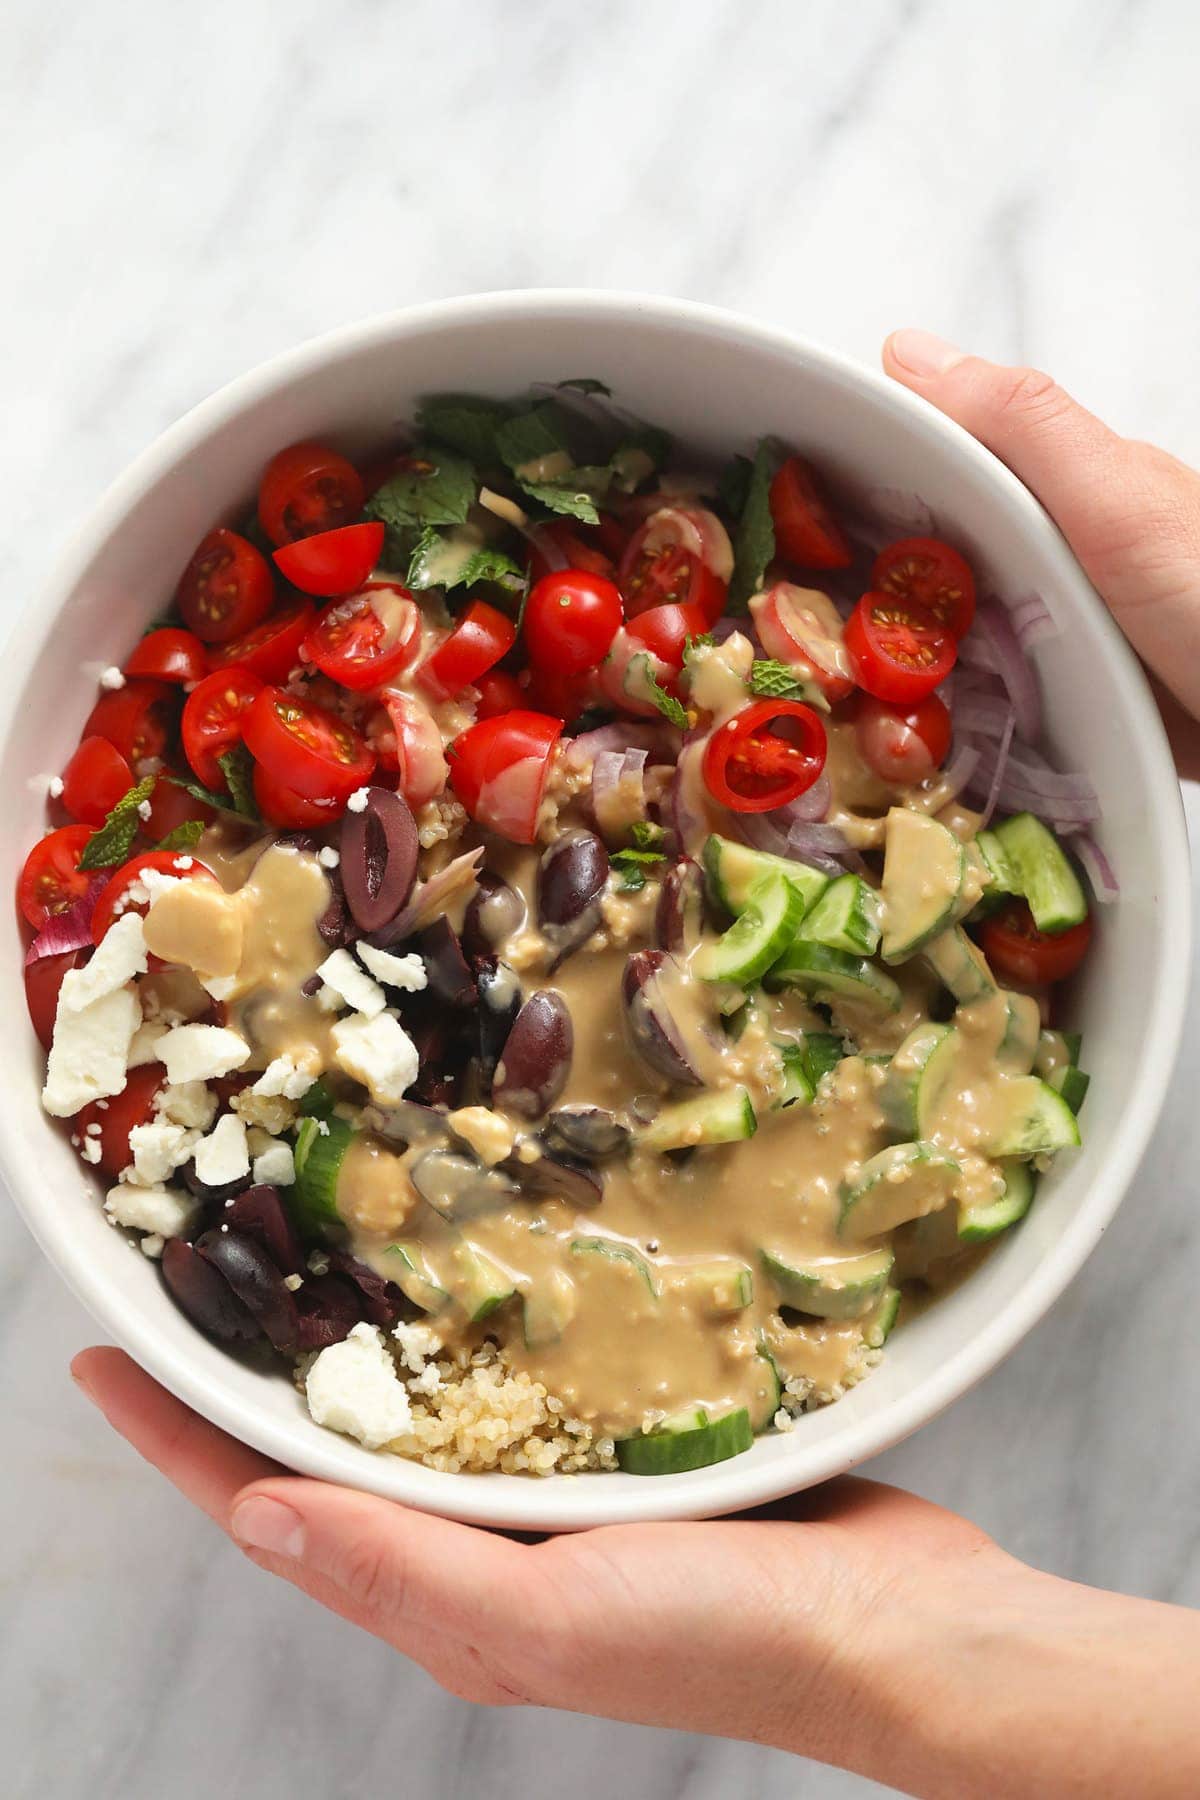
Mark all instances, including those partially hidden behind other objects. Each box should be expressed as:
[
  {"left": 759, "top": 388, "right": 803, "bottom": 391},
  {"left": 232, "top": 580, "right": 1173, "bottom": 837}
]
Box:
[{"left": 0, "top": 294, "right": 1187, "bottom": 1529}]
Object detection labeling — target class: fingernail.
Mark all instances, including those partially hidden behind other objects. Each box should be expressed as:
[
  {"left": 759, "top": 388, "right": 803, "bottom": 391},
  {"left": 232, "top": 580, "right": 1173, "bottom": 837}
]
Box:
[
  {"left": 888, "top": 329, "right": 967, "bottom": 378},
  {"left": 232, "top": 1496, "right": 306, "bottom": 1559}
]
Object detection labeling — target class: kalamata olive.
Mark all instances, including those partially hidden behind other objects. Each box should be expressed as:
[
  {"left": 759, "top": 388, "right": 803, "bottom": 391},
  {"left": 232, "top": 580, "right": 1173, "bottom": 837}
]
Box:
[
  {"left": 545, "top": 1105, "right": 632, "bottom": 1161},
  {"left": 181, "top": 1160, "right": 252, "bottom": 1207},
  {"left": 477, "top": 959, "right": 522, "bottom": 1091},
  {"left": 223, "top": 1184, "right": 305, "bottom": 1277},
  {"left": 501, "top": 1145, "right": 603, "bottom": 1208},
  {"left": 295, "top": 1272, "right": 367, "bottom": 1350},
  {"left": 410, "top": 1148, "right": 518, "bottom": 1219},
  {"left": 538, "top": 830, "right": 609, "bottom": 967},
  {"left": 161, "top": 1237, "right": 261, "bottom": 1343},
  {"left": 656, "top": 859, "right": 705, "bottom": 955},
  {"left": 339, "top": 786, "right": 419, "bottom": 934},
  {"left": 374, "top": 1100, "right": 453, "bottom": 1149},
  {"left": 493, "top": 990, "right": 574, "bottom": 1119},
  {"left": 324, "top": 1249, "right": 407, "bottom": 1327},
  {"left": 462, "top": 871, "right": 526, "bottom": 966},
  {"left": 195, "top": 1228, "right": 301, "bottom": 1354},
  {"left": 621, "top": 950, "right": 703, "bottom": 1087},
  {"left": 417, "top": 917, "right": 477, "bottom": 1008},
  {"left": 316, "top": 873, "right": 355, "bottom": 948}
]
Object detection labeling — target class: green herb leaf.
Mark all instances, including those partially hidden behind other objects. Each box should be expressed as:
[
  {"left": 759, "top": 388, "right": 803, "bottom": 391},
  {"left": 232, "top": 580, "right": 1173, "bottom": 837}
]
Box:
[
  {"left": 519, "top": 465, "right": 612, "bottom": 525},
  {"left": 415, "top": 397, "right": 507, "bottom": 465},
  {"left": 406, "top": 525, "right": 524, "bottom": 593},
  {"left": 153, "top": 819, "right": 208, "bottom": 853},
  {"left": 217, "top": 745, "right": 259, "bottom": 818},
  {"left": 718, "top": 454, "right": 754, "bottom": 519},
  {"left": 641, "top": 666, "right": 689, "bottom": 729},
  {"left": 748, "top": 658, "right": 829, "bottom": 711},
  {"left": 364, "top": 445, "right": 477, "bottom": 532},
  {"left": 609, "top": 425, "right": 673, "bottom": 494},
  {"left": 611, "top": 846, "right": 667, "bottom": 892},
  {"left": 494, "top": 403, "right": 572, "bottom": 476},
  {"left": 77, "top": 775, "right": 157, "bottom": 871},
  {"left": 556, "top": 377, "right": 612, "bottom": 397},
  {"left": 728, "top": 439, "right": 779, "bottom": 611},
  {"left": 630, "top": 819, "right": 665, "bottom": 850},
  {"left": 683, "top": 632, "right": 716, "bottom": 663}
]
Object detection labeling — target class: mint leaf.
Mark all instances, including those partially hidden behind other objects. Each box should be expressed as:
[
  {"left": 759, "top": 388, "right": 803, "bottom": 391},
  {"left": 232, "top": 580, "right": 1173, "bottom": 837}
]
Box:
[
  {"left": 495, "top": 403, "right": 572, "bottom": 476},
  {"left": 154, "top": 819, "right": 208, "bottom": 853},
  {"left": 519, "top": 465, "right": 612, "bottom": 525},
  {"left": 611, "top": 846, "right": 667, "bottom": 892},
  {"left": 718, "top": 454, "right": 753, "bottom": 519},
  {"left": 364, "top": 446, "right": 477, "bottom": 531},
  {"left": 217, "top": 745, "right": 259, "bottom": 819},
  {"left": 415, "top": 398, "right": 507, "bottom": 465},
  {"left": 166, "top": 773, "right": 243, "bottom": 816},
  {"left": 728, "top": 439, "right": 778, "bottom": 612},
  {"left": 641, "top": 667, "right": 688, "bottom": 729},
  {"left": 683, "top": 632, "right": 716, "bottom": 663},
  {"left": 610, "top": 425, "right": 672, "bottom": 494},
  {"left": 630, "top": 819, "right": 664, "bottom": 851},
  {"left": 78, "top": 775, "right": 157, "bottom": 871},
  {"left": 748, "top": 658, "right": 829, "bottom": 711},
  {"left": 557, "top": 377, "right": 612, "bottom": 397},
  {"left": 407, "top": 525, "right": 524, "bottom": 594}
]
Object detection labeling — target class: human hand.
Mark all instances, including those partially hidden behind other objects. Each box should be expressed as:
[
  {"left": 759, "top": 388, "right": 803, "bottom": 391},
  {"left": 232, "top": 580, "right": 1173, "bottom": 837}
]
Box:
[{"left": 882, "top": 329, "right": 1200, "bottom": 776}]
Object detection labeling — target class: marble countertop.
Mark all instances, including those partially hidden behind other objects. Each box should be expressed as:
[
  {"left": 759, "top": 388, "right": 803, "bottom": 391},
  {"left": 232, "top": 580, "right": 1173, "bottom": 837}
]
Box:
[{"left": 3, "top": 1, "right": 1198, "bottom": 1793}]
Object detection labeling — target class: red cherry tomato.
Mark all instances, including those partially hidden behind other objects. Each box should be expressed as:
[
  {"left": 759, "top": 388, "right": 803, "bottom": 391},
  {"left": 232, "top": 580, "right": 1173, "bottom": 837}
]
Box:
[
  {"left": 417, "top": 601, "right": 517, "bottom": 701},
  {"left": 702, "top": 699, "right": 827, "bottom": 814},
  {"left": 525, "top": 662, "right": 596, "bottom": 725},
  {"left": 181, "top": 668, "right": 263, "bottom": 789},
  {"left": 243, "top": 686, "right": 376, "bottom": 801},
  {"left": 844, "top": 592, "right": 957, "bottom": 704},
  {"left": 209, "top": 600, "right": 316, "bottom": 684},
  {"left": 768, "top": 457, "right": 851, "bottom": 570},
  {"left": 595, "top": 511, "right": 632, "bottom": 564},
  {"left": 177, "top": 528, "right": 276, "bottom": 645},
  {"left": 871, "top": 537, "right": 976, "bottom": 639},
  {"left": 523, "top": 569, "right": 624, "bottom": 675},
  {"left": 619, "top": 507, "right": 732, "bottom": 625},
  {"left": 750, "top": 583, "right": 855, "bottom": 703},
  {"left": 25, "top": 947, "right": 89, "bottom": 1049},
  {"left": 853, "top": 693, "right": 953, "bottom": 786},
  {"left": 90, "top": 850, "right": 219, "bottom": 944},
  {"left": 257, "top": 442, "right": 365, "bottom": 547},
  {"left": 252, "top": 762, "right": 346, "bottom": 829},
  {"left": 60, "top": 737, "right": 134, "bottom": 827},
  {"left": 979, "top": 899, "right": 1093, "bottom": 987},
  {"left": 474, "top": 670, "right": 525, "bottom": 719},
  {"left": 301, "top": 583, "right": 421, "bottom": 692},
  {"left": 18, "top": 825, "right": 93, "bottom": 930},
  {"left": 84, "top": 679, "right": 176, "bottom": 769},
  {"left": 449, "top": 711, "right": 564, "bottom": 845},
  {"left": 144, "top": 773, "right": 217, "bottom": 842},
  {"left": 125, "top": 628, "right": 210, "bottom": 686},
  {"left": 370, "top": 692, "right": 448, "bottom": 807},
  {"left": 527, "top": 519, "right": 615, "bottom": 586},
  {"left": 74, "top": 1064, "right": 167, "bottom": 1178},
  {"left": 273, "top": 521, "right": 385, "bottom": 598},
  {"left": 626, "top": 601, "right": 712, "bottom": 675}
]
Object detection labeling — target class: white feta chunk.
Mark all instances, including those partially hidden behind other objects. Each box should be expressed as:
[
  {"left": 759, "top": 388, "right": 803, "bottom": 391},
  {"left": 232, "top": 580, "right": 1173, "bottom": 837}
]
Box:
[
  {"left": 317, "top": 846, "right": 340, "bottom": 869},
  {"left": 317, "top": 948, "right": 386, "bottom": 1018},
  {"left": 47, "top": 775, "right": 64, "bottom": 799},
  {"left": 127, "top": 1018, "right": 170, "bottom": 1069},
  {"left": 200, "top": 974, "right": 238, "bottom": 1002},
  {"left": 304, "top": 1323, "right": 412, "bottom": 1449},
  {"left": 354, "top": 944, "right": 428, "bottom": 992},
  {"left": 126, "top": 1119, "right": 199, "bottom": 1187},
  {"left": 104, "top": 1181, "right": 199, "bottom": 1239},
  {"left": 140, "top": 1234, "right": 165, "bottom": 1259},
  {"left": 154, "top": 1081, "right": 218, "bottom": 1131},
  {"left": 251, "top": 1138, "right": 296, "bottom": 1187},
  {"left": 251, "top": 1052, "right": 316, "bottom": 1101},
  {"left": 159, "top": 1023, "right": 251, "bottom": 1084},
  {"left": 193, "top": 1112, "right": 250, "bottom": 1187},
  {"left": 58, "top": 913, "right": 147, "bottom": 1011},
  {"left": 331, "top": 1011, "right": 419, "bottom": 1107},
  {"left": 99, "top": 665, "right": 126, "bottom": 690},
  {"left": 345, "top": 787, "right": 371, "bottom": 813},
  {"left": 42, "top": 986, "right": 141, "bottom": 1117}
]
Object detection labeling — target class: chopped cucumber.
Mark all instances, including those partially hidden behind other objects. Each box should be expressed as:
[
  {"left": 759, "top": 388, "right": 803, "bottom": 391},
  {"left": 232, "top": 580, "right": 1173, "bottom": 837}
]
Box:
[
  {"left": 975, "top": 828, "right": 1017, "bottom": 904},
  {"left": 748, "top": 1338, "right": 784, "bottom": 1430},
  {"left": 522, "top": 1268, "right": 578, "bottom": 1347},
  {"left": 958, "top": 1159, "right": 1037, "bottom": 1242},
  {"left": 639, "top": 1086, "right": 757, "bottom": 1153},
  {"left": 921, "top": 926, "right": 998, "bottom": 1004},
  {"left": 383, "top": 1241, "right": 448, "bottom": 1313},
  {"left": 570, "top": 1236, "right": 659, "bottom": 1298},
  {"left": 292, "top": 1115, "right": 354, "bottom": 1239},
  {"left": 673, "top": 1259, "right": 754, "bottom": 1314},
  {"left": 867, "top": 1285, "right": 902, "bottom": 1345},
  {"left": 981, "top": 1077, "right": 1081, "bottom": 1157},
  {"left": 693, "top": 872, "right": 806, "bottom": 986},
  {"left": 880, "top": 809, "right": 966, "bottom": 961},
  {"left": 297, "top": 1077, "right": 338, "bottom": 1122},
  {"left": 1046, "top": 1062, "right": 1091, "bottom": 1114},
  {"left": 767, "top": 940, "right": 902, "bottom": 1014},
  {"left": 992, "top": 812, "right": 1088, "bottom": 933},
  {"left": 774, "top": 1041, "right": 815, "bottom": 1108},
  {"left": 997, "top": 992, "right": 1042, "bottom": 1074},
  {"left": 802, "top": 1031, "right": 847, "bottom": 1089},
  {"left": 797, "top": 873, "right": 882, "bottom": 956},
  {"left": 762, "top": 1245, "right": 894, "bottom": 1320},
  {"left": 702, "top": 834, "right": 827, "bottom": 918},
  {"left": 616, "top": 1406, "right": 753, "bottom": 1475},
  {"left": 839, "top": 1141, "right": 961, "bottom": 1241},
  {"left": 1034, "top": 1028, "right": 1073, "bottom": 1077},
  {"left": 452, "top": 1243, "right": 517, "bottom": 1322},
  {"left": 879, "top": 1021, "right": 960, "bottom": 1139}
]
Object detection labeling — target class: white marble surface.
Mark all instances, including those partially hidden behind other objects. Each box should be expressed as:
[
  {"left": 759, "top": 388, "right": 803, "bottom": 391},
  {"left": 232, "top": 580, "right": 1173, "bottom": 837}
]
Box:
[{"left": 3, "top": 1, "right": 1199, "bottom": 1793}]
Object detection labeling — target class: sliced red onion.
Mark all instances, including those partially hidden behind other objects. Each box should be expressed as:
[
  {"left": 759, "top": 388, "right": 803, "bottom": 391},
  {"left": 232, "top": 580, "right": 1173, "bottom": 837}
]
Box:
[
  {"left": 24, "top": 874, "right": 108, "bottom": 966},
  {"left": 971, "top": 707, "right": 1015, "bottom": 828},
  {"left": 711, "top": 617, "right": 763, "bottom": 653},
  {"left": 367, "top": 847, "right": 484, "bottom": 947},
  {"left": 968, "top": 737, "right": 1098, "bottom": 828},
  {"left": 1070, "top": 832, "right": 1120, "bottom": 903},
  {"left": 938, "top": 743, "right": 981, "bottom": 801},
  {"left": 1009, "top": 591, "right": 1056, "bottom": 648},
  {"left": 952, "top": 685, "right": 1017, "bottom": 740},
  {"left": 735, "top": 809, "right": 849, "bottom": 868},
  {"left": 513, "top": 518, "right": 568, "bottom": 573},
  {"left": 592, "top": 748, "right": 648, "bottom": 842},
  {"left": 669, "top": 741, "right": 711, "bottom": 859},
  {"left": 775, "top": 771, "right": 831, "bottom": 825},
  {"left": 960, "top": 598, "right": 1042, "bottom": 742},
  {"left": 565, "top": 722, "right": 677, "bottom": 767}
]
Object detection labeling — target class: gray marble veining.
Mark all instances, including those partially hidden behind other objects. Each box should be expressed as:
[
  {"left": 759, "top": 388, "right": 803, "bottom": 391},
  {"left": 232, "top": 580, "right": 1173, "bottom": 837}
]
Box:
[{"left": 3, "top": 0, "right": 1198, "bottom": 1793}]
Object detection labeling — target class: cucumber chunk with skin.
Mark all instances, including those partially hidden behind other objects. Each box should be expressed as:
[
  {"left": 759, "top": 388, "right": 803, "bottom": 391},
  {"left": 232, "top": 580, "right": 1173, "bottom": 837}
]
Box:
[
  {"left": 452, "top": 1243, "right": 516, "bottom": 1322},
  {"left": 298, "top": 1077, "right": 338, "bottom": 1122},
  {"left": 383, "top": 1241, "right": 448, "bottom": 1313},
  {"left": 921, "top": 925, "right": 998, "bottom": 1004},
  {"left": 997, "top": 991, "right": 1042, "bottom": 1074},
  {"left": 1046, "top": 1062, "right": 1091, "bottom": 1114},
  {"left": 749, "top": 1338, "right": 784, "bottom": 1430},
  {"left": 767, "top": 940, "right": 902, "bottom": 1014},
  {"left": 880, "top": 809, "right": 966, "bottom": 961},
  {"left": 802, "top": 1031, "right": 847, "bottom": 1089},
  {"left": 797, "top": 873, "right": 882, "bottom": 956},
  {"left": 774, "top": 1041, "right": 815, "bottom": 1108},
  {"left": 672, "top": 1259, "right": 755, "bottom": 1314},
  {"left": 975, "top": 828, "right": 1017, "bottom": 897},
  {"left": 993, "top": 812, "right": 1088, "bottom": 933},
  {"left": 639, "top": 1085, "right": 757, "bottom": 1153},
  {"left": 693, "top": 872, "right": 806, "bottom": 986},
  {"left": 522, "top": 1267, "right": 578, "bottom": 1347},
  {"left": 702, "top": 834, "right": 828, "bottom": 918},
  {"left": 879, "top": 1022, "right": 960, "bottom": 1138},
  {"left": 958, "top": 1159, "right": 1037, "bottom": 1242},
  {"left": 839, "top": 1141, "right": 961, "bottom": 1241},
  {"left": 570, "top": 1236, "right": 659, "bottom": 1298},
  {"left": 867, "top": 1285, "right": 902, "bottom": 1344},
  {"left": 292, "top": 1115, "right": 354, "bottom": 1238},
  {"left": 762, "top": 1245, "right": 895, "bottom": 1320},
  {"left": 616, "top": 1406, "right": 754, "bottom": 1475},
  {"left": 982, "top": 1077, "right": 1082, "bottom": 1157}
]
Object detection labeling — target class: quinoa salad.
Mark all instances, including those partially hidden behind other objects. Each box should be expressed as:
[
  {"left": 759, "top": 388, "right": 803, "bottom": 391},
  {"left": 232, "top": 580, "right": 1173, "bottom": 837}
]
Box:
[{"left": 21, "top": 382, "right": 1108, "bottom": 1478}]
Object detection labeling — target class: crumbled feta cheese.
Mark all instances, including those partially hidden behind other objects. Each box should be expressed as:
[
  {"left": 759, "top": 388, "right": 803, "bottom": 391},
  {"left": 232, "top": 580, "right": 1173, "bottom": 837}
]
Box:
[
  {"left": 175, "top": 855, "right": 194, "bottom": 870},
  {"left": 331, "top": 1011, "right": 419, "bottom": 1106},
  {"left": 354, "top": 943, "right": 428, "bottom": 992},
  {"left": 251, "top": 1137, "right": 296, "bottom": 1187},
  {"left": 137, "top": 799, "right": 153, "bottom": 822},
  {"left": 304, "top": 1323, "right": 412, "bottom": 1449},
  {"left": 104, "top": 1182, "right": 199, "bottom": 1239},
  {"left": 346, "top": 787, "right": 371, "bottom": 813},
  {"left": 251, "top": 1052, "right": 316, "bottom": 1101},
  {"left": 448, "top": 1105, "right": 516, "bottom": 1167},
  {"left": 47, "top": 775, "right": 64, "bottom": 799},
  {"left": 140, "top": 867, "right": 182, "bottom": 906},
  {"left": 392, "top": 1319, "right": 443, "bottom": 1373},
  {"left": 42, "top": 986, "right": 141, "bottom": 1117},
  {"left": 99, "top": 666, "right": 126, "bottom": 690},
  {"left": 158, "top": 1023, "right": 251, "bottom": 1084},
  {"left": 80, "top": 1137, "right": 102, "bottom": 1165},
  {"left": 200, "top": 974, "right": 238, "bottom": 1002},
  {"left": 154, "top": 1080, "right": 219, "bottom": 1131},
  {"left": 128, "top": 1018, "right": 170, "bottom": 1069},
  {"left": 59, "top": 913, "right": 147, "bottom": 1011},
  {"left": 283, "top": 1272, "right": 304, "bottom": 1292},
  {"left": 317, "top": 846, "right": 340, "bottom": 869},
  {"left": 140, "top": 1234, "right": 165, "bottom": 1259},
  {"left": 317, "top": 949, "right": 386, "bottom": 1018},
  {"left": 126, "top": 1119, "right": 199, "bottom": 1187},
  {"left": 193, "top": 1112, "right": 250, "bottom": 1187}
]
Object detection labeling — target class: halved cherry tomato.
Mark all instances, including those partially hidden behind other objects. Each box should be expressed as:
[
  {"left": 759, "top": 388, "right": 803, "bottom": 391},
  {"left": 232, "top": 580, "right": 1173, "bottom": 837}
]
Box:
[
  {"left": 258, "top": 443, "right": 365, "bottom": 547},
  {"left": 60, "top": 737, "right": 134, "bottom": 827},
  {"left": 619, "top": 507, "right": 732, "bottom": 625},
  {"left": 177, "top": 528, "right": 276, "bottom": 645},
  {"left": 627, "top": 601, "right": 713, "bottom": 675},
  {"left": 417, "top": 601, "right": 517, "bottom": 701},
  {"left": 369, "top": 692, "right": 448, "bottom": 807},
  {"left": 301, "top": 583, "right": 421, "bottom": 692},
  {"left": 474, "top": 671, "right": 525, "bottom": 719},
  {"left": 527, "top": 519, "right": 616, "bottom": 586},
  {"left": 25, "top": 947, "right": 89, "bottom": 1049},
  {"left": 844, "top": 592, "right": 957, "bottom": 704},
  {"left": 523, "top": 570, "right": 624, "bottom": 675},
  {"left": 524, "top": 662, "right": 596, "bottom": 724},
  {"left": 702, "top": 699, "right": 827, "bottom": 814},
  {"left": 449, "top": 711, "right": 564, "bottom": 845},
  {"left": 854, "top": 692, "right": 953, "bottom": 786},
  {"left": 595, "top": 511, "right": 631, "bottom": 564},
  {"left": 243, "top": 686, "right": 376, "bottom": 801},
  {"left": 252, "top": 762, "right": 346, "bottom": 829},
  {"left": 74, "top": 1064, "right": 167, "bottom": 1178},
  {"left": 84, "top": 679, "right": 176, "bottom": 769},
  {"left": 124, "top": 628, "right": 209, "bottom": 687},
  {"left": 358, "top": 450, "right": 410, "bottom": 500},
  {"left": 872, "top": 536, "right": 976, "bottom": 639},
  {"left": 750, "top": 583, "right": 855, "bottom": 702},
  {"left": 979, "top": 899, "right": 1092, "bottom": 987},
  {"left": 182, "top": 668, "right": 263, "bottom": 789},
  {"left": 91, "top": 850, "right": 219, "bottom": 945},
  {"left": 18, "top": 825, "right": 94, "bottom": 930},
  {"left": 273, "top": 521, "right": 385, "bottom": 598},
  {"left": 143, "top": 773, "right": 217, "bottom": 842},
  {"left": 768, "top": 457, "right": 851, "bottom": 570},
  {"left": 210, "top": 600, "right": 316, "bottom": 684}
]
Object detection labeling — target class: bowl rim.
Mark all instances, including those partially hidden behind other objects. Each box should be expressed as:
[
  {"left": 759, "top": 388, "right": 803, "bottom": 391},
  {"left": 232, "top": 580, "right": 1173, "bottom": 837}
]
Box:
[{"left": 1, "top": 289, "right": 1190, "bottom": 1531}]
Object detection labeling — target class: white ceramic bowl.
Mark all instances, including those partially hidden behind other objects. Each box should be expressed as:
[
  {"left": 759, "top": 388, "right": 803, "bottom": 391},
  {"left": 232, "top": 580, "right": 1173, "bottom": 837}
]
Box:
[{"left": 1, "top": 292, "right": 1188, "bottom": 1531}]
